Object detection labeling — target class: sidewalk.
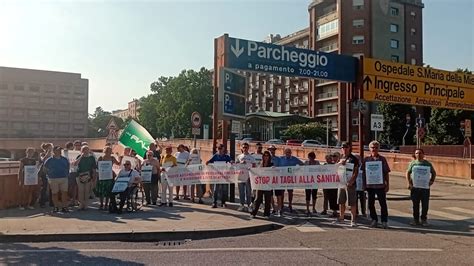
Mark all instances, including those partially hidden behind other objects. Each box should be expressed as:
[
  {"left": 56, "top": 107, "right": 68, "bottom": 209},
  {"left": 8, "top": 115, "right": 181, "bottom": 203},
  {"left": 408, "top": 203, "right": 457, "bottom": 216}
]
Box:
[{"left": 0, "top": 200, "right": 283, "bottom": 243}]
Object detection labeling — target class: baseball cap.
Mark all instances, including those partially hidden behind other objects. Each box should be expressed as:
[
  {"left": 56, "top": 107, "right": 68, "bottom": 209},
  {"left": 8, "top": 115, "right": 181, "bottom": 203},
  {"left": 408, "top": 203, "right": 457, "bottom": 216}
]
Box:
[{"left": 268, "top": 145, "right": 277, "bottom": 150}]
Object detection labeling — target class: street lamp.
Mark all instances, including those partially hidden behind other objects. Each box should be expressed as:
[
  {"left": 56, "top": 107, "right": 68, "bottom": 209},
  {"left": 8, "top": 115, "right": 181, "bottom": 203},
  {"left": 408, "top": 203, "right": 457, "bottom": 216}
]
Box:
[{"left": 402, "top": 114, "right": 411, "bottom": 146}]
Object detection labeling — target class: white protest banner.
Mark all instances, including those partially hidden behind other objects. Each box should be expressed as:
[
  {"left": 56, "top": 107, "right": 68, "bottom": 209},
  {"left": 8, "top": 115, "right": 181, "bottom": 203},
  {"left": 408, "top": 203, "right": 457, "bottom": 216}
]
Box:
[
  {"left": 249, "top": 164, "right": 345, "bottom": 190},
  {"left": 141, "top": 165, "right": 153, "bottom": 183},
  {"left": 24, "top": 165, "right": 39, "bottom": 185},
  {"left": 365, "top": 161, "right": 384, "bottom": 185},
  {"left": 98, "top": 161, "right": 113, "bottom": 180},
  {"left": 112, "top": 182, "right": 128, "bottom": 193},
  {"left": 356, "top": 169, "right": 364, "bottom": 191},
  {"left": 63, "top": 150, "right": 80, "bottom": 172},
  {"left": 165, "top": 164, "right": 247, "bottom": 186},
  {"left": 412, "top": 165, "right": 431, "bottom": 189},
  {"left": 343, "top": 163, "right": 354, "bottom": 186}
]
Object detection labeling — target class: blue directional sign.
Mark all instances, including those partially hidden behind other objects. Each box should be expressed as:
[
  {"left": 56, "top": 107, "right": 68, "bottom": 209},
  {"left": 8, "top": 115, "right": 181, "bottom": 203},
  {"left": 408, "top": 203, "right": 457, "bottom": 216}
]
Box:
[
  {"left": 219, "top": 68, "right": 247, "bottom": 120},
  {"left": 226, "top": 36, "right": 357, "bottom": 82}
]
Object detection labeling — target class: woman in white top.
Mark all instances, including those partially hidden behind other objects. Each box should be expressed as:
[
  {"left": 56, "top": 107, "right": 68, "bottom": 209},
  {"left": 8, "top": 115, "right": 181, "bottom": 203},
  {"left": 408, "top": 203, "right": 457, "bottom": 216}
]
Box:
[{"left": 187, "top": 148, "right": 204, "bottom": 204}]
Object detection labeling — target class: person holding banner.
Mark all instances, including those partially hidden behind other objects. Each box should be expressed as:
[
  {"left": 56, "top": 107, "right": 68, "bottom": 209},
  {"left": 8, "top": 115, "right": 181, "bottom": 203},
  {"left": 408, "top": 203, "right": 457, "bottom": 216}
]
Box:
[
  {"left": 337, "top": 142, "right": 360, "bottom": 227},
  {"left": 207, "top": 143, "right": 232, "bottom": 208},
  {"left": 187, "top": 148, "right": 204, "bottom": 203},
  {"left": 278, "top": 148, "right": 304, "bottom": 214},
  {"left": 160, "top": 146, "right": 177, "bottom": 207},
  {"left": 268, "top": 145, "right": 279, "bottom": 214},
  {"left": 236, "top": 142, "right": 256, "bottom": 212},
  {"left": 18, "top": 147, "right": 39, "bottom": 210},
  {"left": 304, "top": 152, "right": 320, "bottom": 217},
  {"left": 322, "top": 153, "right": 339, "bottom": 217},
  {"left": 406, "top": 149, "right": 436, "bottom": 226},
  {"left": 74, "top": 146, "right": 97, "bottom": 211},
  {"left": 142, "top": 151, "right": 161, "bottom": 205},
  {"left": 363, "top": 141, "right": 391, "bottom": 229},
  {"left": 44, "top": 146, "right": 70, "bottom": 213},
  {"left": 250, "top": 150, "right": 273, "bottom": 218},
  {"left": 175, "top": 144, "right": 190, "bottom": 200},
  {"left": 96, "top": 146, "right": 120, "bottom": 210}
]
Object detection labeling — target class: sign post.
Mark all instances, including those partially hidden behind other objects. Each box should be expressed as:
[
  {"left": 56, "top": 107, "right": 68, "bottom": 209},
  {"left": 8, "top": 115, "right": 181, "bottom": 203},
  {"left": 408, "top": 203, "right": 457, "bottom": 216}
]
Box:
[
  {"left": 191, "top": 112, "right": 202, "bottom": 148},
  {"left": 370, "top": 114, "right": 384, "bottom": 141}
]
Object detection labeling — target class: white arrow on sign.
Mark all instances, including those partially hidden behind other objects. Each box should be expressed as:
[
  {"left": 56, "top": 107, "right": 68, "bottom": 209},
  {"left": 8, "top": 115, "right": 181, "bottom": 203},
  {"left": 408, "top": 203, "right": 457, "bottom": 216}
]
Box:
[{"left": 231, "top": 39, "right": 244, "bottom": 58}]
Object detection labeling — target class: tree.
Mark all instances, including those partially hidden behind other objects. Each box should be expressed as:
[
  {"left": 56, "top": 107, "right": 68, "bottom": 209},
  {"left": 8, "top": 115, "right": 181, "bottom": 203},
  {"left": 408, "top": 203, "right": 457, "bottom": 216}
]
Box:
[
  {"left": 87, "top": 106, "right": 124, "bottom": 138},
  {"left": 376, "top": 103, "right": 416, "bottom": 146},
  {"left": 281, "top": 122, "right": 328, "bottom": 143},
  {"left": 139, "top": 68, "right": 213, "bottom": 138}
]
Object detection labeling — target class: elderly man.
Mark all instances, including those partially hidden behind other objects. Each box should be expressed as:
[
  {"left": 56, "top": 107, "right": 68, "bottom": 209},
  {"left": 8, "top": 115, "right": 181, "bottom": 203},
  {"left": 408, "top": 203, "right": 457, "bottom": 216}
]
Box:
[
  {"left": 44, "top": 146, "right": 70, "bottom": 213},
  {"left": 206, "top": 143, "right": 232, "bottom": 208},
  {"left": 278, "top": 148, "right": 304, "bottom": 216}
]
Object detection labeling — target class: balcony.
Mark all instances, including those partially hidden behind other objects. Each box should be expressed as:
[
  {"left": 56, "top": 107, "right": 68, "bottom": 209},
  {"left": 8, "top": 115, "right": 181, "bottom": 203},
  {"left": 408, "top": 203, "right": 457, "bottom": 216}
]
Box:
[
  {"left": 250, "top": 84, "right": 259, "bottom": 90},
  {"left": 266, "top": 94, "right": 273, "bottom": 99},
  {"left": 290, "top": 88, "right": 299, "bottom": 94},
  {"left": 317, "top": 107, "right": 338, "bottom": 117},
  {"left": 299, "top": 100, "right": 308, "bottom": 107},
  {"left": 316, "top": 79, "right": 338, "bottom": 86},
  {"left": 316, "top": 91, "right": 338, "bottom": 101},
  {"left": 317, "top": 10, "right": 337, "bottom": 25},
  {"left": 290, "top": 101, "right": 299, "bottom": 107},
  {"left": 299, "top": 86, "right": 309, "bottom": 92}
]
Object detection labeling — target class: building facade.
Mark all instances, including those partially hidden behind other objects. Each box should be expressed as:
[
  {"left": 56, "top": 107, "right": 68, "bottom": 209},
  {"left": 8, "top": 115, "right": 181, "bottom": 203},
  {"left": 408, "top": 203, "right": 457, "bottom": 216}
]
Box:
[
  {"left": 0, "top": 67, "right": 89, "bottom": 138},
  {"left": 112, "top": 98, "right": 141, "bottom": 120},
  {"left": 245, "top": 0, "right": 423, "bottom": 142}
]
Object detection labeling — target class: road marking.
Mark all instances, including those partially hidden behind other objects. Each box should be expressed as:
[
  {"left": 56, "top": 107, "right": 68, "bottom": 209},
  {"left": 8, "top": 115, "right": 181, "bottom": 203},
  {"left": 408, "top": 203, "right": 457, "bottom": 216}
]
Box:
[
  {"left": 388, "top": 209, "right": 454, "bottom": 227},
  {"left": 295, "top": 222, "right": 326, "bottom": 232},
  {"left": 428, "top": 210, "right": 472, "bottom": 222},
  {"left": 0, "top": 247, "right": 443, "bottom": 253},
  {"left": 444, "top": 207, "right": 474, "bottom": 216},
  {"left": 388, "top": 225, "right": 474, "bottom": 236}
]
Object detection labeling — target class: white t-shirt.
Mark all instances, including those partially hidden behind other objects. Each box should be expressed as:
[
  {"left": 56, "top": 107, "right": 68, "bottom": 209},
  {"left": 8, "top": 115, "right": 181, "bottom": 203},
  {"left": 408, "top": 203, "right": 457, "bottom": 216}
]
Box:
[
  {"left": 251, "top": 153, "right": 263, "bottom": 166},
  {"left": 236, "top": 153, "right": 256, "bottom": 168},
  {"left": 175, "top": 151, "right": 190, "bottom": 165},
  {"left": 188, "top": 153, "right": 201, "bottom": 165},
  {"left": 117, "top": 169, "right": 141, "bottom": 187}
]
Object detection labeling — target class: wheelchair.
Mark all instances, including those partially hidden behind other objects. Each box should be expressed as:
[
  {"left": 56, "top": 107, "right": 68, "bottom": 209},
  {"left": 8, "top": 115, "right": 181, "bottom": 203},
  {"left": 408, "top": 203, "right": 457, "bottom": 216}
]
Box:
[{"left": 109, "top": 182, "right": 145, "bottom": 213}]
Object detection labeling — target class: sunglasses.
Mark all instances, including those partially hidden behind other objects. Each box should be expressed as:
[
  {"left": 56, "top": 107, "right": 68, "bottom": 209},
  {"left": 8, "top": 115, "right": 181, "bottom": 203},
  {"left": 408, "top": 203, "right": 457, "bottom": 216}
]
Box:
[{"left": 124, "top": 163, "right": 131, "bottom": 166}]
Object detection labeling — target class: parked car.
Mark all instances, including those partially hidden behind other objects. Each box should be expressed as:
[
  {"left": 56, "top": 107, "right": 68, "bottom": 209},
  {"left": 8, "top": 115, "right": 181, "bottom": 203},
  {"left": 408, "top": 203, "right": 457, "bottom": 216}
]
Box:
[
  {"left": 265, "top": 139, "right": 285, "bottom": 145},
  {"left": 239, "top": 137, "right": 255, "bottom": 143},
  {"left": 286, "top": 139, "right": 303, "bottom": 146},
  {"left": 301, "top": 139, "right": 324, "bottom": 148}
]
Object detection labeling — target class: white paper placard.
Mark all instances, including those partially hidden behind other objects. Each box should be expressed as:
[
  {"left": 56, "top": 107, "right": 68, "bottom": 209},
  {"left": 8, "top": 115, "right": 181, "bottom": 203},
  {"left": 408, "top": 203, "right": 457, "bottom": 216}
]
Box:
[
  {"left": 141, "top": 165, "right": 153, "bottom": 183},
  {"left": 412, "top": 165, "right": 431, "bottom": 189},
  {"left": 24, "top": 165, "right": 39, "bottom": 185},
  {"left": 112, "top": 182, "right": 128, "bottom": 193},
  {"left": 365, "top": 161, "right": 384, "bottom": 185},
  {"left": 356, "top": 169, "right": 364, "bottom": 191},
  {"left": 343, "top": 163, "right": 354, "bottom": 185},
  {"left": 98, "top": 161, "right": 113, "bottom": 180}
]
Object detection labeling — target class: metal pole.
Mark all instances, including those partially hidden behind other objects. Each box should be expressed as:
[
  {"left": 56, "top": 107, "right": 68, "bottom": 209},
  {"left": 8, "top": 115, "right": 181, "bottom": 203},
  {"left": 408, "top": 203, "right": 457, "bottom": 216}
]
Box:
[
  {"left": 375, "top": 131, "right": 377, "bottom": 141},
  {"left": 402, "top": 128, "right": 409, "bottom": 146},
  {"left": 193, "top": 134, "right": 197, "bottom": 148},
  {"left": 229, "top": 130, "right": 236, "bottom": 203},
  {"left": 326, "top": 118, "right": 329, "bottom": 148}
]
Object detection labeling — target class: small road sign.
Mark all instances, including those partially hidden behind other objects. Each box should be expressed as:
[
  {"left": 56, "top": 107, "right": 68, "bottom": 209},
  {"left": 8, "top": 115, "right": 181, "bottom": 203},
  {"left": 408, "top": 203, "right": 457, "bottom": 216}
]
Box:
[
  {"left": 191, "top": 112, "right": 202, "bottom": 128},
  {"left": 371, "top": 114, "right": 384, "bottom": 131}
]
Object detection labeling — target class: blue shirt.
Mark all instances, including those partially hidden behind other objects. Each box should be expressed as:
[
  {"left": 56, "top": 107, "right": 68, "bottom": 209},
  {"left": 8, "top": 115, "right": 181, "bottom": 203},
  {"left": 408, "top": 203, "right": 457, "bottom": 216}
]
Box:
[
  {"left": 278, "top": 156, "right": 303, "bottom": 167},
  {"left": 44, "top": 156, "right": 70, "bottom": 179},
  {"left": 271, "top": 156, "right": 280, "bottom": 167},
  {"left": 207, "top": 153, "right": 232, "bottom": 164}
]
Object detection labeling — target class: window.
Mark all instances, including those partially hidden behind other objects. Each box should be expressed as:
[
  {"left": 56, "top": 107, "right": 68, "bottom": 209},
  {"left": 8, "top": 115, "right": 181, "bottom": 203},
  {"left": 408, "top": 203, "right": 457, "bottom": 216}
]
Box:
[
  {"left": 390, "top": 7, "right": 399, "bottom": 16},
  {"left": 13, "top": 96, "right": 24, "bottom": 104},
  {"left": 43, "top": 98, "right": 55, "bottom": 104},
  {"left": 0, "top": 109, "right": 7, "bottom": 115},
  {"left": 28, "top": 110, "right": 40, "bottom": 117},
  {"left": 73, "top": 112, "right": 83, "bottom": 119},
  {"left": 58, "top": 124, "right": 69, "bottom": 132},
  {"left": 411, "top": 58, "right": 417, "bottom": 65},
  {"left": 411, "top": 44, "right": 417, "bottom": 51},
  {"left": 13, "top": 122, "right": 24, "bottom": 130},
  {"left": 29, "top": 97, "right": 40, "bottom": 103},
  {"left": 14, "top": 85, "right": 24, "bottom": 91},
  {"left": 352, "top": 118, "right": 359, "bottom": 126},
  {"left": 29, "top": 86, "right": 40, "bottom": 92},
  {"left": 391, "top": 55, "right": 399, "bottom": 62},
  {"left": 410, "top": 11, "right": 416, "bottom": 17},
  {"left": 28, "top": 123, "right": 40, "bottom": 130},
  {"left": 58, "top": 111, "right": 69, "bottom": 119},
  {"left": 318, "top": 19, "right": 339, "bottom": 39},
  {"left": 410, "top": 28, "right": 416, "bottom": 36},
  {"left": 390, "top": 24, "right": 399, "bottom": 33},
  {"left": 352, "top": 35, "right": 365, "bottom": 44},
  {"left": 43, "top": 123, "right": 55, "bottom": 131},
  {"left": 353, "top": 19, "right": 364, "bottom": 28},
  {"left": 353, "top": 0, "right": 364, "bottom": 9},
  {"left": 0, "top": 84, "right": 8, "bottom": 90},
  {"left": 390, "top": 39, "right": 399, "bottom": 48}
]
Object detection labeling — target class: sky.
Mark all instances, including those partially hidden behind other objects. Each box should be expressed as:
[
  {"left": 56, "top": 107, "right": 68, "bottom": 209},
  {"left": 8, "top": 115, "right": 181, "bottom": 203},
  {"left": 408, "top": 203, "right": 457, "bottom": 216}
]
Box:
[{"left": 0, "top": 0, "right": 472, "bottom": 114}]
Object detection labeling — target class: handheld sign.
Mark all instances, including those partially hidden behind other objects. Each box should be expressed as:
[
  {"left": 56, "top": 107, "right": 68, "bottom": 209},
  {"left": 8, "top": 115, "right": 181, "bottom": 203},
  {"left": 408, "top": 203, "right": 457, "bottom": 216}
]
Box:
[
  {"left": 24, "top": 165, "right": 39, "bottom": 186},
  {"left": 412, "top": 166, "right": 431, "bottom": 189},
  {"left": 98, "top": 161, "right": 113, "bottom": 181},
  {"left": 365, "top": 161, "right": 384, "bottom": 185},
  {"left": 141, "top": 165, "right": 153, "bottom": 183}
]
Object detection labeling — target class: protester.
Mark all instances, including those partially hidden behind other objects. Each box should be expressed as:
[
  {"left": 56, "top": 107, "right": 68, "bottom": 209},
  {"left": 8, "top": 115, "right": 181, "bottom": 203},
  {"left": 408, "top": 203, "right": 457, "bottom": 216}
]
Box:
[
  {"left": 278, "top": 148, "right": 303, "bottom": 215},
  {"left": 304, "top": 151, "right": 320, "bottom": 217},
  {"left": 251, "top": 142, "right": 263, "bottom": 165},
  {"left": 406, "top": 148, "right": 436, "bottom": 226},
  {"left": 250, "top": 150, "right": 273, "bottom": 218},
  {"left": 336, "top": 142, "right": 360, "bottom": 226},
  {"left": 74, "top": 145, "right": 97, "bottom": 210},
  {"left": 18, "top": 147, "right": 39, "bottom": 210},
  {"left": 187, "top": 148, "right": 204, "bottom": 203},
  {"left": 322, "top": 153, "right": 339, "bottom": 217},
  {"left": 149, "top": 142, "right": 162, "bottom": 159},
  {"left": 96, "top": 146, "right": 120, "bottom": 210},
  {"left": 38, "top": 143, "right": 53, "bottom": 208},
  {"left": 73, "top": 140, "right": 82, "bottom": 151},
  {"left": 64, "top": 142, "right": 78, "bottom": 207},
  {"left": 236, "top": 142, "right": 256, "bottom": 212},
  {"left": 44, "top": 146, "right": 70, "bottom": 213},
  {"left": 206, "top": 143, "right": 232, "bottom": 208},
  {"left": 142, "top": 150, "right": 161, "bottom": 205},
  {"left": 160, "top": 146, "right": 177, "bottom": 207},
  {"left": 109, "top": 160, "right": 142, "bottom": 214},
  {"left": 175, "top": 144, "right": 190, "bottom": 200},
  {"left": 267, "top": 145, "right": 279, "bottom": 215},
  {"left": 130, "top": 149, "right": 142, "bottom": 171},
  {"left": 363, "top": 140, "right": 391, "bottom": 229}
]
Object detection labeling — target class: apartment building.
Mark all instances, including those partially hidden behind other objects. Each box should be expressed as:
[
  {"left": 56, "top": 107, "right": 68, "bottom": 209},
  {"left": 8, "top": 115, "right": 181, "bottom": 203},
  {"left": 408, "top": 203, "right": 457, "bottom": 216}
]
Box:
[
  {"left": 245, "top": 0, "right": 423, "bottom": 142},
  {"left": 0, "top": 66, "right": 89, "bottom": 138},
  {"left": 112, "top": 98, "right": 141, "bottom": 120}
]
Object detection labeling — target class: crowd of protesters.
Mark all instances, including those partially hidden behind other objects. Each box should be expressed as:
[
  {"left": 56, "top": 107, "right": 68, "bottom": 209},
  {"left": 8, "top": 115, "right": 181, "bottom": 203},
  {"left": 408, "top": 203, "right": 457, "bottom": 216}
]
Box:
[{"left": 16, "top": 139, "right": 436, "bottom": 228}]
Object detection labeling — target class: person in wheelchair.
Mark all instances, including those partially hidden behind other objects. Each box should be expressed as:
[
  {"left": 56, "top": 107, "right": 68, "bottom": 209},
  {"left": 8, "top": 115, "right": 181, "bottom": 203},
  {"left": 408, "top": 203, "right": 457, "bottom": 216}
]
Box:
[{"left": 109, "top": 160, "right": 142, "bottom": 214}]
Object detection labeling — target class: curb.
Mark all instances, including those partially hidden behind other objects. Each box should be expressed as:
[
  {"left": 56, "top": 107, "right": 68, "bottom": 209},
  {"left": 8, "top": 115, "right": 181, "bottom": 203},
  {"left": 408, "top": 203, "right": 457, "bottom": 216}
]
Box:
[{"left": 0, "top": 223, "right": 283, "bottom": 243}]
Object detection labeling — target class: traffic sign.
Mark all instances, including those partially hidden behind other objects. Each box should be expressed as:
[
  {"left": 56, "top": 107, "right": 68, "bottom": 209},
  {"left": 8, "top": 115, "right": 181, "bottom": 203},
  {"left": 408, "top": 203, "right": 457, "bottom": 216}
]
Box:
[
  {"left": 192, "top": 127, "right": 200, "bottom": 135},
  {"left": 465, "top": 119, "right": 472, "bottom": 137},
  {"left": 370, "top": 114, "right": 384, "bottom": 131},
  {"left": 106, "top": 118, "right": 119, "bottom": 144},
  {"left": 226, "top": 36, "right": 357, "bottom": 82},
  {"left": 231, "top": 120, "right": 241, "bottom": 134},
  {"left": 363, "top": 58, "right": 474, "bottom": 111},
  {"left": 219, "top": 68, "right": 247, "bottom": 120},
  {"left": 191, "top": 112, "right": 202, "bottom": 128}
]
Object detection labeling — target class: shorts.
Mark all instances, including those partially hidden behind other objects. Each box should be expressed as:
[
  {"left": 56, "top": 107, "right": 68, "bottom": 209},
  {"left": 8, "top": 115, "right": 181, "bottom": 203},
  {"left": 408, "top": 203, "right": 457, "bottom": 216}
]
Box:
[
  {"left": 48, "top": 177, "right": 68, "bottom": 194},
  {"left": 305, "top": 189, "right": 317, "bottom": 201},
  {"left": 337, "top": 186, "right": 357, "bottom": 206},
  {"left": 274, "top": 189, "right": 284, "bottom": 196}
]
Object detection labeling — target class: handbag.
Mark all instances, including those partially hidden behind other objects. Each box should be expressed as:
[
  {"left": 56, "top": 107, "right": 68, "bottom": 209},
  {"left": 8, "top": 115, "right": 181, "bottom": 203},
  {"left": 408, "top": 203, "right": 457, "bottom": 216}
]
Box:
[{"left": 78, "top": 171, "right": 91, "bottom": 183}]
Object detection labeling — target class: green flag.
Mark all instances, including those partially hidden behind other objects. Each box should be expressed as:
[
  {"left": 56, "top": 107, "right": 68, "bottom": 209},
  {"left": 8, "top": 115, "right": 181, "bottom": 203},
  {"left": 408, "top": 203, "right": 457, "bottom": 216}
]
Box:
[{"left": 119, "top": 120, "right": 154, "bottom": 158}]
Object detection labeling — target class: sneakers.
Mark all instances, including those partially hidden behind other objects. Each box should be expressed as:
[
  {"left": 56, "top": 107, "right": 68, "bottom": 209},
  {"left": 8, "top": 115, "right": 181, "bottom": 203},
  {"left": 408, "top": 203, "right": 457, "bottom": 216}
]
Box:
[
  {"left": 410, "top": 220, "right": 421, "bottom": 226},
  {"left": 168, "top": 203, "right": 173, "bottom": 207},
  {"left": 237, "top": 205, "right": 245, "bottom": 212},
  {"left": 370, "top": 220, "right": 378, "bottom": 228},
  {"left": 212, "top": 203, "right": 218, "bottom": 208},
  {"left": 382, "top": 222, "right": 388, "bottom": 229},
  {"left": 27, "top": 206, "right": 35, "bottom": 210},
  {"left": 421, "top": 220, "right": 430, "bottom": 227},
  {"left": 18, "top": 206, "right": 25, "bottom": 211}
]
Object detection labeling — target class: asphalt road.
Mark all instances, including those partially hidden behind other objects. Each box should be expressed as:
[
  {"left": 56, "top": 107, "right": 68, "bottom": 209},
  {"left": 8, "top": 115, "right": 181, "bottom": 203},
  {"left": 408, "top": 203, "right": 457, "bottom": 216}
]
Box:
[{"left": 1, "top": 174, "right": 472, "bottom": 265}]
